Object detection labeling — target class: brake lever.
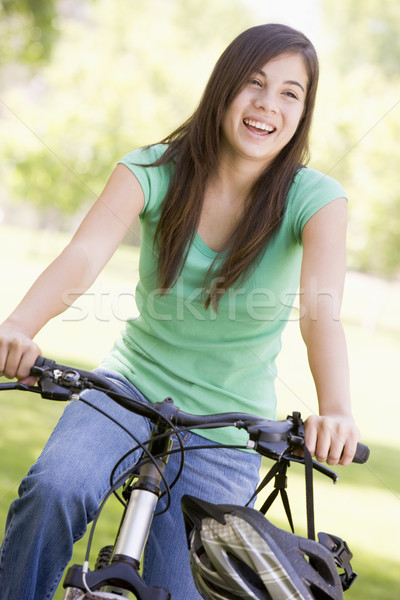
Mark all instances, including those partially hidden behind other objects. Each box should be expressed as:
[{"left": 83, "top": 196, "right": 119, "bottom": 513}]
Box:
[
  {"left": 0, "top": 376, "right": 71, "bottom": 401},
  {"left": 0, "top": 381, "right": 43, "bottom": 394},
  {"left": 285, "top": 453, "right": 339, "bottom": 484},
  {"left": 37, "top": 377, "right": 74, "bottom": 401}
]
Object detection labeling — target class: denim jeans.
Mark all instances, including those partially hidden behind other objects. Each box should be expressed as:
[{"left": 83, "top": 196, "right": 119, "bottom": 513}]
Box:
[{"left": 0, "top": 370, "right": 261, "bottom": 600}]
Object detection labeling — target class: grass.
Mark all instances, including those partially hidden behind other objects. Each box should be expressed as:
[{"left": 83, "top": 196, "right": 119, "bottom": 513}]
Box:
[{"left": 0, "top": 224, "right": 400, "bottom": 598}]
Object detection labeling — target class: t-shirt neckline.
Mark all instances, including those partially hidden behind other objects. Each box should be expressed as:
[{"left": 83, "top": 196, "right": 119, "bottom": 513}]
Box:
[{"left": 193, "top": 231, "right": 219, "bottom": 259}]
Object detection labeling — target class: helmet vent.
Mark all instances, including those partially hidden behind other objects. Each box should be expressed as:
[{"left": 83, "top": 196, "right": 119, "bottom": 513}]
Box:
[{"left": 227, "top": 552, "right": 273, "bottom": 600}]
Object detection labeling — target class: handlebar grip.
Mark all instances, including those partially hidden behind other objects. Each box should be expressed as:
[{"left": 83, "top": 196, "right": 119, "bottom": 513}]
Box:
[
  {"left": 32, "top": 357, "right": 56, "bottom": 371},
  {"left": 353, "top": 442, "right": 370, "bottom": 464}
]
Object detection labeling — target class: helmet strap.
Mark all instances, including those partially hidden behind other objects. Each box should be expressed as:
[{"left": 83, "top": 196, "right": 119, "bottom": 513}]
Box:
[
  {"left": 246, "top": 445, "right": 317, "bottom": 541},
  {"left": 259, "top": 460, "right": 295, "bottom": 534},
  {"left": 303, "top": 444, "right": 316, "bottom": 540}
]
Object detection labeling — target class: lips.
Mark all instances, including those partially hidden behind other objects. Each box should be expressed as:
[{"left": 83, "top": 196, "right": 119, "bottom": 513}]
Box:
[{"left": 243, "top": 118, "right": 276, "bottom": 134}]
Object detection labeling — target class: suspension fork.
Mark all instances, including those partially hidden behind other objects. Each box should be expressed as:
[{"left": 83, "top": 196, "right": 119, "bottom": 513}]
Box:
[
  {"left": 113, "top": 423, "right": 172, "bottom": 564},
  {"left": 63, "top": 422, "right": 173, "bottom": 599}
]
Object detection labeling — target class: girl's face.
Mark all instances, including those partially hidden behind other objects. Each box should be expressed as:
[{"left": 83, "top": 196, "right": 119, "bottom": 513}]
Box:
[{"left": 220, "top": 52, "right": 308, "bottom": 171}]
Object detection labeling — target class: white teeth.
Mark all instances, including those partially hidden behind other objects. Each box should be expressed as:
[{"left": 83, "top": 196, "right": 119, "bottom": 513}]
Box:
[{"left": 244, "top": 118, "right": 274, "bottom": 132}]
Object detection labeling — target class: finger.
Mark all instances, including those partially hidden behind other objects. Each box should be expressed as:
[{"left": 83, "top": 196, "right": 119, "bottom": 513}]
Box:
[
  {"left": 326, "top": 435, "right": 345, "bottom": 465},
  {"left": 314, "top": 424, "right": 332, "bottom": 463},
  {"left": 3, "top": 347, "right": 22, "bottom": 379},
  {"left": 339, "top": 436, "right": 359, "bottom": 466},
  {"left": 19, "top": 375, "right": 39, "bottom": 386},
  {"left": 3, "top": 340, "right": 38, "bottom": 380},
  {"left": 0, "top": 338, "right": 6, "bottom": 375},
  {"left": 16, "top": 345, "right": 41, "bottom": 381},
  {"left": 304, "top": 415, "right": 318, "bottom": 457}
]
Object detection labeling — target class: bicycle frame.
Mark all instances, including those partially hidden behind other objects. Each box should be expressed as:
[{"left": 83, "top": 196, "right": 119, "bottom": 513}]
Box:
[{"left": 0, "top": 357, "right": 370, "bottom": 600}]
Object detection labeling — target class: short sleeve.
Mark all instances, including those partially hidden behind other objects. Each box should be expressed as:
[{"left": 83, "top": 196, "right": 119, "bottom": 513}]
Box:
[
  {"left": 288, "top": 168, "right": 348, "bottom": 244},
  {"left": 117, "top": 144, "right": 172, "bottom": 217}
]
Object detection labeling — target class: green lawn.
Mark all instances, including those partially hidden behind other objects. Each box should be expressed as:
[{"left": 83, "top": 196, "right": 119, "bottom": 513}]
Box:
[{"left": 0, "top": 224, "right": 399, "bottom": 598}]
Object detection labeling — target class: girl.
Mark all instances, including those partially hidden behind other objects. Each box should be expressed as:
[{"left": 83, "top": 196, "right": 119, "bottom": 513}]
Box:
[{"left": 0, "top": 23, "right": 360, "bottom": 599}]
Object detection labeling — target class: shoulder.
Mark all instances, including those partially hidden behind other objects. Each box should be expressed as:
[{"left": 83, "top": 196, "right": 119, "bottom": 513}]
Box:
[
  {"left": 119, "top": 143, "right": 168, "bottom": 167},
  {"left": 287, "top": 167, "right": 348, "bottom": 244},
  {"left": 118, "top": 144, "right": 173, "bottom": 216},
  {"left": 291, "top": 167, "right": 347, "bottom": 200}
]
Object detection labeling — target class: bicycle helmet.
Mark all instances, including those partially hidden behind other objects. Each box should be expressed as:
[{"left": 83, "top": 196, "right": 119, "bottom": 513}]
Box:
[{"left": 181, "top": 495, "right": 356, "bottom": 600}]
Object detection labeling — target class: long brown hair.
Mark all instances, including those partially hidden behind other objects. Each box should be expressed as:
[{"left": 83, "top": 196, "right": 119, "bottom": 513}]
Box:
[{"left": 151, "top": 23, "right": 319, "bottom": 308}]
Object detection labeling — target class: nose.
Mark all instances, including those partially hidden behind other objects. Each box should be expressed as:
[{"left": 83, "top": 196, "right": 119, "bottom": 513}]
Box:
[{"left": 254, "top": 89, "right": 279, "bottom": 114}]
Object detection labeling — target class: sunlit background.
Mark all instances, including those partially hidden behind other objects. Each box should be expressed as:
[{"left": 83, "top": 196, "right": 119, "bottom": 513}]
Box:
[{"left": 0, "top": 1, "right": 399, "bottom": 598}]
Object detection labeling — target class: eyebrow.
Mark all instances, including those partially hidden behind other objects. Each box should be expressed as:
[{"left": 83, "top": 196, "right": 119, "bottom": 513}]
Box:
[
  {"left": 284, "top": 79, "right": 305, "bottom": 93},
  {"left": 258, "top": 70, "right": 306, "bottom": 93}
]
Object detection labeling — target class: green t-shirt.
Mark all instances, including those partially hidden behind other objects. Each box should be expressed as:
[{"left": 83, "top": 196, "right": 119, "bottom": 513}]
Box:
[{"left": 100, "top": 144, "right": 347, "bottom": 446}]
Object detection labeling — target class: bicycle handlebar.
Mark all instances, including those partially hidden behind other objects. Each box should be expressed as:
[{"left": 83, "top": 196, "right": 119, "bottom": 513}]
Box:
[{"left": 3, "top": 356, "right": 370, "bottom": 467}]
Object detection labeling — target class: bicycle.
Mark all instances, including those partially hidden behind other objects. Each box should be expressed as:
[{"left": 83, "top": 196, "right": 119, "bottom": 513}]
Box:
[{"left": 0, "top": 357, "right": 370, "bottom": 600}]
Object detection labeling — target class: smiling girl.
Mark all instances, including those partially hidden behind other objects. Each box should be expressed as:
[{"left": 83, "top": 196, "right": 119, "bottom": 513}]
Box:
[{"left": 0, "top": 24, "right": 359, "bottom": 599}]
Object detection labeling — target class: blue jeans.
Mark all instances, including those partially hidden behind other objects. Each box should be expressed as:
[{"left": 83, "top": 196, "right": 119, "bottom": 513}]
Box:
[{"left": 0, "top": 370, "right": 261, "bottom": 600}]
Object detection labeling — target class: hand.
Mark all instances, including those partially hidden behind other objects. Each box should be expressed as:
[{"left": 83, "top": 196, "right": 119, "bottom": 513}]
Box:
[
  {"left": 0, "top": 322, "right": 41, "bottom": 384},
  {"left": 304, "top": 414, "right": 360, "bottom": 466}
]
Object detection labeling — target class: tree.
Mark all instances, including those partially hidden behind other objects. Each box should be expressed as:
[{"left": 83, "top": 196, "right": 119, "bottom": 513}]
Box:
[
  {"left": 0, "top": 0, "right": 58, "bottom": 65},
  {"left": 311, "top": 0, "right": 400, "bottom": 278},
  {"left": 1, "top": 0, "right": 250, "bottom": 224}
]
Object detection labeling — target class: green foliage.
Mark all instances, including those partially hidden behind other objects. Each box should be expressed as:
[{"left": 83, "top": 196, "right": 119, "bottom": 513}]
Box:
[
  {"left": 321, "top": 0, "right": 400, "bottom": 78},
  {"left": 312, "top": 0, "right": 400, "bottom": 278},
  {"left": 1, "top": 0, "right": 250, "bottom": 217},
  {"left": 0, "top": 0, "right": 58, "bottom": 64},
  {"left": 2, "top": 0, "right": 400, "bottom": 276}
]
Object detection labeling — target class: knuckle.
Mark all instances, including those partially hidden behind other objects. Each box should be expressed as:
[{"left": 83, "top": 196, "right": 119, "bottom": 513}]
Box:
[
  {"left": 9, "top": 336, "right": 23, "bottom": 351},
  {"left": 316, "top": 454, "right": 327, "bottom": 463},
  {"left": 306, "top": 414, "right": 319, "bottom": 425},
  {"left": 322, "top": 417, "right": 335, "bottom": 432},
  {"left": 340, "top": 446, "right": 355, "bottom": 465},
  {"left": 327, "top": 454, "right": 340, "bottom": 465},
  {"left": 3, "top": 367, "right": 16, "bottom": 379}
]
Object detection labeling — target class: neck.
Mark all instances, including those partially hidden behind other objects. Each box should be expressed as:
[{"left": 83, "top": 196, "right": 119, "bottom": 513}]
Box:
[{"left": 213, "top": 146, "right": 268, "bottom": 197}]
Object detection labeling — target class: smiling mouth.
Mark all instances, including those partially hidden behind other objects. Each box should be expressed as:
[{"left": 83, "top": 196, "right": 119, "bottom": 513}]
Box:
[{"left": 243, "top": 118, "right": 276, "bottom": 134}]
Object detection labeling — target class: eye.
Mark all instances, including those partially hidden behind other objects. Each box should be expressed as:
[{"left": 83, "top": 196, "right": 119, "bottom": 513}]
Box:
[
  {"left": 283, "top": 90, "right": 299, "bottom": 100},
  {"left": 249, "top": 78, "right": 262, "bottom": 87}
]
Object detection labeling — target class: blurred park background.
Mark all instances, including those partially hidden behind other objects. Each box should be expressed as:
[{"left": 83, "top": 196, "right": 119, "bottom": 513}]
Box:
[{"left": 0, "top": 0, "right": 399, "bottom": 597}]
